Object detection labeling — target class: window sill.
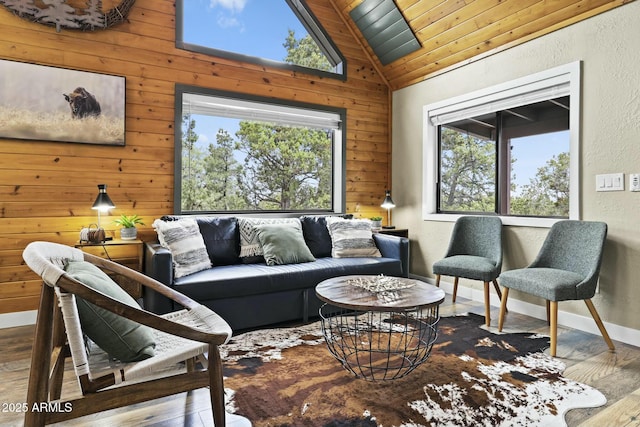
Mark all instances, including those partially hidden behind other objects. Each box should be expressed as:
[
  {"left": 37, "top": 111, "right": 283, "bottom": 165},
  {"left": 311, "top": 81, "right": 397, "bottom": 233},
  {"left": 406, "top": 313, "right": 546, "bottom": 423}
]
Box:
[{"left": 423, "top": 213, "right": 563, "bottom": 228}]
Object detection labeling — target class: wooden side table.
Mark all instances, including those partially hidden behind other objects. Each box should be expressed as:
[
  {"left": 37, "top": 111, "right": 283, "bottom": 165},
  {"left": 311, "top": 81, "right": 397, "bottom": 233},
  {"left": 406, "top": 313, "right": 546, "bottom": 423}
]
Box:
[{"left": 74, "top": 239, "right": 144, "bottom": 298}]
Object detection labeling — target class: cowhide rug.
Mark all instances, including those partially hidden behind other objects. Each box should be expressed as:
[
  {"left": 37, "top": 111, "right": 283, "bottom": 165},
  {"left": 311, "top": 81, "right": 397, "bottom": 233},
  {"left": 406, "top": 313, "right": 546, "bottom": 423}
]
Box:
[{"left": 221, "top": 313, "right": 605, "bottom": 427}]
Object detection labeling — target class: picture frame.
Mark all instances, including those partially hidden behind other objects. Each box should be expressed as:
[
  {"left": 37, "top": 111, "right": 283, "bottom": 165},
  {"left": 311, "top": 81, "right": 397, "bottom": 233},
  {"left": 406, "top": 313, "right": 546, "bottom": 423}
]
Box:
[{"left": 0, "top": 59, "right": 125, "bottom": 146}]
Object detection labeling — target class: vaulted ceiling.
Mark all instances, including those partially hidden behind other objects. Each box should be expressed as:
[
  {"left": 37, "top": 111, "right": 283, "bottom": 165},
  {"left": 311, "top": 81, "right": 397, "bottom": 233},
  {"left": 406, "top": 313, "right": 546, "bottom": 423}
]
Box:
[{"left": 329, "top": 0, "right": 633, "bottom": 90}]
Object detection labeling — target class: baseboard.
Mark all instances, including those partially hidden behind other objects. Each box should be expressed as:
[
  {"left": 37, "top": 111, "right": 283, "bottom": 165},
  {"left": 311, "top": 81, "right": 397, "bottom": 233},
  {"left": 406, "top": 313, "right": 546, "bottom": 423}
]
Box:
[
  {"left": 411, "top": 274, "right": 640, "bottom": 348},
  {"left": 0, "top": 310, "right": 37, "bottom": 329}
]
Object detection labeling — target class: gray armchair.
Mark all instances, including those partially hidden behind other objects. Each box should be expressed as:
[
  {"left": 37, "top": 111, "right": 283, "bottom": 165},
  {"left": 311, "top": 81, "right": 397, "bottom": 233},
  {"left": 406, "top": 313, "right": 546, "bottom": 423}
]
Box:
[
  {"left": 498, "top": 220, "right": 615, "bottom": 357},
  {"left": 432, "top": 215, "right": 504, "bottom": 326}
]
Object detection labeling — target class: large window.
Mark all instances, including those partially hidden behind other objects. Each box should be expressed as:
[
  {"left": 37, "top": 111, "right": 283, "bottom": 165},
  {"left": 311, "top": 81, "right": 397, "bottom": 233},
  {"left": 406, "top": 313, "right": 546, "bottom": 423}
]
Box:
[
  {"left": 423, "top": 62, "right": 581, "bottom": 226},
  {"left": 176, "top": 0, "right": 345, "bottom": 79},
  {"left": 175, "top": 85, "right": 345, "bottom": 214},
  {"left": 439, "top": 98, "right": 570, "bottom": 216}
]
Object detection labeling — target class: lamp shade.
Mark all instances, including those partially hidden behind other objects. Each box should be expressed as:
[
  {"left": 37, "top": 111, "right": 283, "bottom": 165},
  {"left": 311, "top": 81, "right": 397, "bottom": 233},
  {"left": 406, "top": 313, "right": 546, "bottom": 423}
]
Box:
[
  {"left": 92, "top": 184, "right": 115, "bottom": 212},
  {"left": 381, "top": 190, "right": 395, "bottom": 209}
]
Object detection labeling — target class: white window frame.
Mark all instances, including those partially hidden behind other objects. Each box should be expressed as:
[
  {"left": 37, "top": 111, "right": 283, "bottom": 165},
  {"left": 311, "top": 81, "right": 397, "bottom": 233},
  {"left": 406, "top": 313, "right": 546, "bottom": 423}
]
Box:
[{"left": 422, "top": 61, "right": 581, "bottom": 227}]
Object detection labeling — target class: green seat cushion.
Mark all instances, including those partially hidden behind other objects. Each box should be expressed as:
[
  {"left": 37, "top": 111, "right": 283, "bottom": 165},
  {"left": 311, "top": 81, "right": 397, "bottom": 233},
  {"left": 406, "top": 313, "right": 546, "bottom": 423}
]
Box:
[
  {"left": 65, "top": 260, "right": 155, "bottom": 362},
  {"left": 256, "top": 223, "right": 316, "bottom": 266},
  {"left": 500, "top": 267, "right": 584, "bottom": 301},
  {"left": 432, "top": 255, "right": 500, "bottom": 282}
]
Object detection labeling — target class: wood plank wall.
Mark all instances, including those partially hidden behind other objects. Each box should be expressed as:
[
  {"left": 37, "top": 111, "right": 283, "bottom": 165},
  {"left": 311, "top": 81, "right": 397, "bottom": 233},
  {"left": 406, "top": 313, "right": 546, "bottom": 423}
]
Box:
[{"left": 0, "top": 0, "right": 391, "bottom": 314}]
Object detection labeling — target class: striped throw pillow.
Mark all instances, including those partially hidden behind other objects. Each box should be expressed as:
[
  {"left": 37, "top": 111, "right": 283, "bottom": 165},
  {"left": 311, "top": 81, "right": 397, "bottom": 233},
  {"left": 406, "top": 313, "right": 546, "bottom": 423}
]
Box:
[
  {"left": 153, "top": 218, "right": 212, "bottom": 278},
  {"left": 325, "top": 217, "right": 381, "bottom": 258}
]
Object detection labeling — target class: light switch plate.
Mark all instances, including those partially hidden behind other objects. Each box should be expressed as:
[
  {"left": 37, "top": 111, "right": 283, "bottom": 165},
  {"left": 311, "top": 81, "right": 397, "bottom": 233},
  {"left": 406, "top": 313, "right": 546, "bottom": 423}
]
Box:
[
  {"left": 596, "top": 173, "right": 624, "bottom": 192},
  {"left": 630, "top": 174, "right": 640, "bottom": 192}
]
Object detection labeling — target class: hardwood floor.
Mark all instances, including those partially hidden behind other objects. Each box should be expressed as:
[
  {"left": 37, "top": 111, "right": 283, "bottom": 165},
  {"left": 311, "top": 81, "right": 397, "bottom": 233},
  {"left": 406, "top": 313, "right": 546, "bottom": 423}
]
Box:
[{"left": 1, "top": 296, "right": 639, "bottom": 426}]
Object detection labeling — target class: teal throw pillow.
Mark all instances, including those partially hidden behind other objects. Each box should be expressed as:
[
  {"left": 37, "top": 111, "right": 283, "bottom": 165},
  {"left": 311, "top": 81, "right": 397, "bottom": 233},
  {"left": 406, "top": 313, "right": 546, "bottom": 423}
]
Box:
[
  {"left": 256, "top": 223, "right": 316, "bottom": 266},
  {"left": 65, "top": 260, "right": 155, "bottom": 362}
]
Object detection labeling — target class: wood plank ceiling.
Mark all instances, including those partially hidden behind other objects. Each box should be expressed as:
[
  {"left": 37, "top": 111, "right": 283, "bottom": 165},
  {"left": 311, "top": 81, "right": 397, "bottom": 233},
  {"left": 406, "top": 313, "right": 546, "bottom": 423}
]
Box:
[{"left": 330, "top": 0, "right": 634, "bottom": 91}]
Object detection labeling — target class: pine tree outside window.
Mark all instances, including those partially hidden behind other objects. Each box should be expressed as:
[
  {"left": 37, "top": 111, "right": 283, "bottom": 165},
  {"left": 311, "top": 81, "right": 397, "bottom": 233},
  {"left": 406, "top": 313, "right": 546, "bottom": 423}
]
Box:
[
  {"left": 437, "top": 103, "right": 570, "bottom": 218},
  {"left": 176, "top": 86, "right": 345, "bottom": 214}
]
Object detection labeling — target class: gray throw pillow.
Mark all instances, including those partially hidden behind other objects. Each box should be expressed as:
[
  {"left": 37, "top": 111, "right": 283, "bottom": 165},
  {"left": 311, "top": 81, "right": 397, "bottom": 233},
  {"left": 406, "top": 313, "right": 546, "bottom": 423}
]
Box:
[
  {"left": 65, "top": 260, "right": 155, "bottom": 362},
  {"left": 256, "top": 223, "right": 316, "bottom": 266}
]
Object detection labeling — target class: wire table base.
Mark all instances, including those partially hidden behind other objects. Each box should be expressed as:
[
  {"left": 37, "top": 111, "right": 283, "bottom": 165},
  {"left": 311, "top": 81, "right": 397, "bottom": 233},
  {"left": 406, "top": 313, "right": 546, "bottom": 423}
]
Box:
[{"left": 319, "top": 304, "right": 440, "bottom": 381}]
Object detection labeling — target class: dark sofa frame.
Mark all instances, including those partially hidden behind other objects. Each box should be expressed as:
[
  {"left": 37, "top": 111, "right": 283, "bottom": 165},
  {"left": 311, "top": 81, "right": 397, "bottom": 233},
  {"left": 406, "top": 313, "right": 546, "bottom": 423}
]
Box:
[{"left": 144, "top": 219, "right": 409, "bottom": 330}]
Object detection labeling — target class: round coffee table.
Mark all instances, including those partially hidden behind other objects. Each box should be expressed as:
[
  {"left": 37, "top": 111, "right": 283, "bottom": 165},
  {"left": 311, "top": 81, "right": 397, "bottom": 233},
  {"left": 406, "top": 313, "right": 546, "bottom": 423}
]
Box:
[{"left": 316, "top": 275, "right": 445, "bottom": 381}]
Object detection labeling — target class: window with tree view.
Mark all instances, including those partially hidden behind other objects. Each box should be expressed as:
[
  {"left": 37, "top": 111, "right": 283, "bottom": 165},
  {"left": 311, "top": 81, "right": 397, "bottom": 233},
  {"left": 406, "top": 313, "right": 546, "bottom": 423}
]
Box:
[
  {"left": 177, "top": 89, "right": 344, "bottom": 214},
  {"left": 438, "top": 97, "right": 570, "bottom": 218}
]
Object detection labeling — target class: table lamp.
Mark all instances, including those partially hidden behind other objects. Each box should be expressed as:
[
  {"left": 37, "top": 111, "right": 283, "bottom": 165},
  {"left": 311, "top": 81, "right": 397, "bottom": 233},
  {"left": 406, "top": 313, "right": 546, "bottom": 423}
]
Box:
[
  {"left": 92, "top": 184, "right": 115, "bottom": 229},
  {"left": 381, "top": 190, "right": 396, "bottom": 229}
]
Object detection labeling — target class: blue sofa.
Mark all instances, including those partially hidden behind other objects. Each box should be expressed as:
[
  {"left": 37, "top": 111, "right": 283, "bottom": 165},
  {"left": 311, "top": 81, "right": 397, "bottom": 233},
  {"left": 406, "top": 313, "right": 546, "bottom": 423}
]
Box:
[{"left": 144, "top": 215, "right": 410, "bottom": 330}]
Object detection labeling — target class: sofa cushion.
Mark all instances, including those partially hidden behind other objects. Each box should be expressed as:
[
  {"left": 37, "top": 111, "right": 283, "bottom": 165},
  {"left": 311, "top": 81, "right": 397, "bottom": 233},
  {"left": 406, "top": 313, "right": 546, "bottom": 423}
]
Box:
[
  {"left": 238, "top": 217, "right": 300, "bottom": 259},
  {"left": 195, "top": 217, "right": 240, "bottom": 266},
  {"left": 326, "top": 217, "right": 381, "bottom": 258},
  {"left": 153, "top": 218, "right": 212, "bottom": 278},
  {"left": 300, "top": 216, "right": 333, "bottom": 258},
  {"left": 256, "top": 222, "right": 315, "bottom": 266},
  {"left": 173, "top": 256, "right": 403, "bottom": 300},
  {"left": 65, "top": 260, "right": 155, "bottom": 362}
]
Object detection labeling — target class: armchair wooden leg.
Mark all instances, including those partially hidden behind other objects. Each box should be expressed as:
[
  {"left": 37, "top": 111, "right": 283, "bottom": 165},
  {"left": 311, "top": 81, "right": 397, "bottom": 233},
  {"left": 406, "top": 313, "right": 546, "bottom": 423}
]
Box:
[
  {"left": 483, "top": 281, "right": 490, "bottom": 326},
  {"left": 546, "top": 300, "right": 551, "bottom": 326},
  {"left": 549, "top": 301, "right": 558, "bottom": 357},
  {"left": 208, "top": 344, "right": 226, "bottom": 427},
  {"left": 49, "top": 303, "right": 67, "bottom": 400},
  {"left": 492, "top": 279, "right": 507, "bottom": 313},
  {"left": 186, "top": 357, "right": 196, "bottom": 373},
  {"left": 25, "top": 284, "right": 55, "bottom": 427},
  {"left": 452, "top": 277, "right": 459, "bottom": 303},
  {"left": 585, "top": 299, "right": 615, "bottom": 351},
  {"left": 498, "top": 287, "right": 509, "bottom": 331},
  {"left": 435, "top": 274, "right": 441, "bottom": 287},
  {"left": 49, "top": 346, "right": 67, "bottom": 401}
]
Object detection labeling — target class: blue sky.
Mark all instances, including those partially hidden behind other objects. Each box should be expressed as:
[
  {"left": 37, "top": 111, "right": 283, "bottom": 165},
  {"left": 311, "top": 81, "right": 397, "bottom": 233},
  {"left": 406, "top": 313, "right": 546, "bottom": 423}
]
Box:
[
  {"left": 511, "top": 131, "right": 569, "bottom": 191},
  {"left": 183, "top": 0, "right": 308, "bottom": 63}
]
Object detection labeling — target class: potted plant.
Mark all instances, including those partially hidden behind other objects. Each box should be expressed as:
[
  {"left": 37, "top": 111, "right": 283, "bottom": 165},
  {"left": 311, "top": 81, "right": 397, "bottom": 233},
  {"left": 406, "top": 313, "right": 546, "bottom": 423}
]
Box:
[
  {"left": 369, "top": 216, "right": 383, "bottom": 229},
  {"left": 114, "top": 214, "right": 144, "bottom": 240}
]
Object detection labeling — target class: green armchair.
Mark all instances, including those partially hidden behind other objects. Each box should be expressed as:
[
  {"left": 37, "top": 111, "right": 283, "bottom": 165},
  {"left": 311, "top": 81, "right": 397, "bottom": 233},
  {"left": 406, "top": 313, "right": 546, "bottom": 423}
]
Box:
[
  {"left": 498, "top": 220, "right": 615, "bottom": 357},
  {"left": 433, "top": 215, "right": 504, "bottom": 326}
]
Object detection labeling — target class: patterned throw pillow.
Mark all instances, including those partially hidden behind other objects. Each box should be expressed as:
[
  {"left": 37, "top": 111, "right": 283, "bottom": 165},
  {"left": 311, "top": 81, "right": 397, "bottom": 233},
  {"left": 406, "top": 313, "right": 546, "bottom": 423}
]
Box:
[
  {"left": 152, "top": 218, "right": 212, "bottom": 278},
  {"left": 325, "top": 217, "right": 381, "bottom": 258},
  {"left": 237, "top": 217, "right": 301, "bottom": 258}
]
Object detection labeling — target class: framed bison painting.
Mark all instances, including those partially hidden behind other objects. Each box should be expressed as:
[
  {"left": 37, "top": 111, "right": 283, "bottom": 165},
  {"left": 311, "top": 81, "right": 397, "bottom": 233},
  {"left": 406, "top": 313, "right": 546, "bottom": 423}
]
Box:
[{"left": 0, "top": 59, "right": 125, "bottom": 145}]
